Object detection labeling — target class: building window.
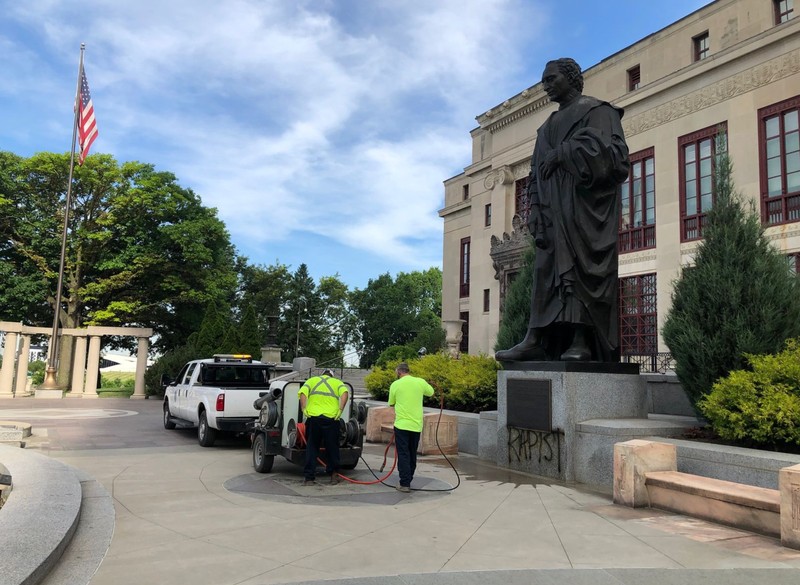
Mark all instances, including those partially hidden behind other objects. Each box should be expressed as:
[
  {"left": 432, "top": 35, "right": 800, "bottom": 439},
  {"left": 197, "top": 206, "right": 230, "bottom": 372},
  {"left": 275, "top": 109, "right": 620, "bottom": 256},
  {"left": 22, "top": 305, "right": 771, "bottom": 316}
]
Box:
[
  {"left": 462, "top": 184, "right": 470, "bottom": 200},
  {"left": 679, "top": 123, "right": 727, "bottom": 241},
  {"left": 775, "top": 0, "right": 795, "bottom": 24},
  {"left": 759, "top": 96, "right": 800, "bottom": 225},
  {"left": 514, "top": 177, "right": 530, "bottom": 224},
  {"left": 618, "top": 273, "right": 658, "bottom": 355},
  {"left": 483, "top": 289, "right": 490, "bottom": 312},
  {"left": 485, "top": 203, "right": 492, "bottom": 227},
  {"left": 619, "top": 147, "right": 656, "bottom": 252},
  {"left": 627, "top": 65, "right": 640, "bottom": 92},
  {"left": 693, "top": 32, "right": 710, "bottom": 61},
  {"left": 459, "top": 237, "right": 470, "bottom": 298},
  {"left": 459, "top": 311, "right": 469, "bottom": 354},
  {"left": 788, "top": 252, "right": 800, "bottom": 275}
]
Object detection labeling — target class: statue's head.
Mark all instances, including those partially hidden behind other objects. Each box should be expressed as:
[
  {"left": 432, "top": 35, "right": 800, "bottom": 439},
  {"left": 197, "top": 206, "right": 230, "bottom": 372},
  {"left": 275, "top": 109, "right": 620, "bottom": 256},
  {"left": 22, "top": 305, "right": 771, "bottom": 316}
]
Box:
[{"left": 543, "top": 58, "right": 584, "bottom": 95}]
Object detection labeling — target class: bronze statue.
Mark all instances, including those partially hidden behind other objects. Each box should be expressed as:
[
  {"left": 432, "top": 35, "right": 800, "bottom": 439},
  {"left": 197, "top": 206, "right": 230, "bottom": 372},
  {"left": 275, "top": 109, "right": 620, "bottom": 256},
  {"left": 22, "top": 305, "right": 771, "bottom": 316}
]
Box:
[{"left": 496, "top": 58, "right": 630, "bottom": 363}]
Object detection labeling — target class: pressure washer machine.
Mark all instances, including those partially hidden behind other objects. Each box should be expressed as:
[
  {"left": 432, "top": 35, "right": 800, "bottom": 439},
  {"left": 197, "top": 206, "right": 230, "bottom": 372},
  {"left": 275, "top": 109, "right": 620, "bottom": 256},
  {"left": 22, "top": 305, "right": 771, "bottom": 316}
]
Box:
[{"left": 249, "top": 379, "right": 368, "bottom": 473}]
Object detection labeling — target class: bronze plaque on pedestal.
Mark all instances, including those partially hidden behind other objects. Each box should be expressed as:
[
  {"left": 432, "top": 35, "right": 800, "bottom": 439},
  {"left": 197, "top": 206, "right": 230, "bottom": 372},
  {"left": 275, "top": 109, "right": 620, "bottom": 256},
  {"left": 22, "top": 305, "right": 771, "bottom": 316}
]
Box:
[{"left": 507, "top": 379, "right": 552, "bottom": 432}]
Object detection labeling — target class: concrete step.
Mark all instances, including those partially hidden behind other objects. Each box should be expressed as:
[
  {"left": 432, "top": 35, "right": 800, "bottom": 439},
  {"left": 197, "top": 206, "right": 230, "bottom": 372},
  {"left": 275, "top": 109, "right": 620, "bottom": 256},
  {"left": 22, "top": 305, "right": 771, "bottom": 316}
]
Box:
[{"left": 0, "top": 444, "right": 83, "bottom": 585}]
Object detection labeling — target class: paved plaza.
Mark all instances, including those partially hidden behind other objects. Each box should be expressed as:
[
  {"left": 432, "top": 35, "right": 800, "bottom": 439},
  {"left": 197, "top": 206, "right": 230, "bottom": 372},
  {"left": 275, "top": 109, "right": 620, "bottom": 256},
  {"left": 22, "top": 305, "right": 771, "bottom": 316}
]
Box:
[{"left": 2, "top": 397, "right": 800, "bottom": 585}]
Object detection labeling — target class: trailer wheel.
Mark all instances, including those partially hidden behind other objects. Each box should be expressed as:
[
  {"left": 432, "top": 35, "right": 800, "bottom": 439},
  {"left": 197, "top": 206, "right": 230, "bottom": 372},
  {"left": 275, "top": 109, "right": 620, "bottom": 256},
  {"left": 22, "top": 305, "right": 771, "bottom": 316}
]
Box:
[{"left": 252, "top": 433, "right": 274, "bottom": 473}]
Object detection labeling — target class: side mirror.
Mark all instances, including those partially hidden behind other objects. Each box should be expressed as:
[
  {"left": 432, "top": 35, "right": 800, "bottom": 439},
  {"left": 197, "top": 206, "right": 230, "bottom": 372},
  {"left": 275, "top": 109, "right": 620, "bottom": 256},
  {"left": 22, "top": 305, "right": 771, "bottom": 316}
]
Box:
[{"left": 160, "top": 374, "right": 173, "bottom": 387}]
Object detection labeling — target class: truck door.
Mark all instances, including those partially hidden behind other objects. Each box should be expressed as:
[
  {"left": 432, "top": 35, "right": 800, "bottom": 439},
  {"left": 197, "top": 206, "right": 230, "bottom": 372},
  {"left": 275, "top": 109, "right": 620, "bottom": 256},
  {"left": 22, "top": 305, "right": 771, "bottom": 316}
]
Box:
[{"left": 175, "top": 362, "right": 197, "bottom": 419}]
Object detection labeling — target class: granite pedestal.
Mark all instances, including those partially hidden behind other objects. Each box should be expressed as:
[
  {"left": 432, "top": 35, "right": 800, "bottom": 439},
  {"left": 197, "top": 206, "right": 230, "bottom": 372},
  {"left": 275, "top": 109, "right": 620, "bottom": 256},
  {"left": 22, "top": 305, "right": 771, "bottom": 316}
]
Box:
[{"left": 497, "top": 362, "right": 645, "bottom": 482}]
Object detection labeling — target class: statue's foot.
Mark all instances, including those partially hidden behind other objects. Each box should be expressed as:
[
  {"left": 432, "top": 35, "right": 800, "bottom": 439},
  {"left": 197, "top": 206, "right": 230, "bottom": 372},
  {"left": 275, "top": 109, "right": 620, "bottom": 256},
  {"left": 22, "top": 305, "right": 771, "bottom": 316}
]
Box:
[
  {"left": 495, "top": 341, "right": 547, "bottom": 362},
  {"left": 560, "top": 343, "right": 591, "bottom": 361}
]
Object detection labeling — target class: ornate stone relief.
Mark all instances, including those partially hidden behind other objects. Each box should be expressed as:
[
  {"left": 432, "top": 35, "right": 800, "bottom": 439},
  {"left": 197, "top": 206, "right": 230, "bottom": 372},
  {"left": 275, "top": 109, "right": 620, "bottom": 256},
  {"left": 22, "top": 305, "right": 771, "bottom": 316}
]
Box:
[
  {"left": 489, "top": 214, "right": 533, "bottom": 314},
  {"left": 483, "top": 166, "right": 515, "bottom": 190},
  {"left": 619, "top": 250, "right": 658, "bottom": 266},
  {"left": 623, "top": 48, "right": 800, "bottom": 138}
]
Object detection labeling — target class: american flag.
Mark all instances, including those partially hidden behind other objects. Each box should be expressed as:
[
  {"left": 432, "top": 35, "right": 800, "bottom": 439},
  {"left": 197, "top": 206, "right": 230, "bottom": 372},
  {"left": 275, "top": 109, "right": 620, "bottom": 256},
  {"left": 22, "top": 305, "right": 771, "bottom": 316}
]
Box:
[{"left": 77, "top": 67, "right": 98, "bottom": 165}]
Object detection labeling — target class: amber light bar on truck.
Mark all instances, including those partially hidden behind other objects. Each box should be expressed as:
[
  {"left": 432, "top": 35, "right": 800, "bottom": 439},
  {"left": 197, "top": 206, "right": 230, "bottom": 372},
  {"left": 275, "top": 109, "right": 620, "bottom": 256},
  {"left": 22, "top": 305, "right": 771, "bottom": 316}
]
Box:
[{"left": 212, "top": 354, "right": 252, "bottom": 363}]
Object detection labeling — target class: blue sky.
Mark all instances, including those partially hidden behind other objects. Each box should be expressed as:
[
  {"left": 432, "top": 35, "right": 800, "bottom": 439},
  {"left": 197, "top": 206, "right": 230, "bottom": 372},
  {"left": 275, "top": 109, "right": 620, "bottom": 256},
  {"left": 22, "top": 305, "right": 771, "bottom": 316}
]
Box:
[{"left": 0, "top": 0, "right": 708, "bottom": 291}]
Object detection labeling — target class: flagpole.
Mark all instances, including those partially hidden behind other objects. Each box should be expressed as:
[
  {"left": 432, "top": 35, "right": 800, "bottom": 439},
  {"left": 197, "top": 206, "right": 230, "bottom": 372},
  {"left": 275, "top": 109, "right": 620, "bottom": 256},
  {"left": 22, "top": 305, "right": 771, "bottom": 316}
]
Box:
[{"left": 39, "top": 43, "right": 85, "bottom": 391}]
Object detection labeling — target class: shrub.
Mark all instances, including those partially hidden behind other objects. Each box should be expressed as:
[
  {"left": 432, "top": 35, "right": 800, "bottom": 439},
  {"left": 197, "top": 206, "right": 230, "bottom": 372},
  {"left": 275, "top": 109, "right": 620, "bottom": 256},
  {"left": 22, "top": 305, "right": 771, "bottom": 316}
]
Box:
[
  {"left": 699, "top": 339, "right": 800, "bottom": 447},
  {"left": 663, "top": 143, "right": 800, "bottom": 408},
  {"left": 145, "top": 344, "right": 199, "bottom": 396},
  {"left": 28, "top": 360, "right": 46, "bottom": 386},
  {"left": 495, "top": 241, "right": 535, "bottom": 352},
  {"left": 364, "top": 353, "right": 499, "bottom": 413}
]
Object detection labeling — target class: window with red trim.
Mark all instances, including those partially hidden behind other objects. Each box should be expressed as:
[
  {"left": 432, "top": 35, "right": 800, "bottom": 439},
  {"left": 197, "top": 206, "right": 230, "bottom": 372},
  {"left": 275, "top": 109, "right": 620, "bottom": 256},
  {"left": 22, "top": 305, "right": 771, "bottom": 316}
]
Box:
[
  {"left": 619, "top": 147, "right": 656, "bottom": 252},
  {"left": 693, "top": 32, "right": 709, "bottom": 61},
  {"left": 627, "top": 65, "right": 640, "bottom": 92},
  {"left": 759, "top": 96, "right": 800, "bottom": 225},
  {"left": 514, "top": 177, "right": 530, "bottom": 224},
  {"left": 618, "top": 273, "right": 658, "bottom": 355},
  {"left": 679, "top": 123, "right": 727, "bottom": 241},
  {"left": 459, "top": 237, "right": 470, "bottom": 298},
  {"left": 775, "top": 0, "right": 795, "bottom": 24},
  {"left": 788, "top": 252, "right": 800, "bottom": 275}
]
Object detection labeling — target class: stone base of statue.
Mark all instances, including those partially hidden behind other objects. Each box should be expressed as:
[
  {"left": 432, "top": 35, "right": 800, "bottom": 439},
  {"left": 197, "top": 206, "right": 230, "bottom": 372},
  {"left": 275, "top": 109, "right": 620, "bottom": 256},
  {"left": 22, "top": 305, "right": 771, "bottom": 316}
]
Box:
[{"left": 496, "top": 361, "right": 645, "bottom": 483}]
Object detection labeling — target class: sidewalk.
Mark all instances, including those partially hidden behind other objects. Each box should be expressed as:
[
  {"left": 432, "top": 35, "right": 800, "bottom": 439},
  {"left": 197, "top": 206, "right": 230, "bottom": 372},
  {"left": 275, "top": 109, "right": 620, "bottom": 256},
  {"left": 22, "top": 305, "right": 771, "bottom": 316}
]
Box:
[{"left": 2, "top": 398, "right": 800, "bottom": 585}]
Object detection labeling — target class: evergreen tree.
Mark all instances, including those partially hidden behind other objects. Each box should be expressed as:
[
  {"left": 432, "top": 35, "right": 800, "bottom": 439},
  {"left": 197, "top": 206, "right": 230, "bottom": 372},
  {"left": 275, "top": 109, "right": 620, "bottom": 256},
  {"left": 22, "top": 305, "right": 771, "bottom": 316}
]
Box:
[
  {"left": 236, "top": 304, "right": 263, "bottom": 358},
  {"left": 494, "top": 242, "right": 535, "bottom": 352},
  {"left": 662, "top": 144, "right": 800, "bottom": 408}
]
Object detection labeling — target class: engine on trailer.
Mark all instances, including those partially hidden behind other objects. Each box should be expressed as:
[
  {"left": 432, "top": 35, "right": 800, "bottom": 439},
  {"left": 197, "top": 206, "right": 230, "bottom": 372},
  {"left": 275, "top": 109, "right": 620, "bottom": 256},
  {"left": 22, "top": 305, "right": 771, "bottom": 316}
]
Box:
[{"left": 249, "top": 378, "right": 368, "bottom": 474}]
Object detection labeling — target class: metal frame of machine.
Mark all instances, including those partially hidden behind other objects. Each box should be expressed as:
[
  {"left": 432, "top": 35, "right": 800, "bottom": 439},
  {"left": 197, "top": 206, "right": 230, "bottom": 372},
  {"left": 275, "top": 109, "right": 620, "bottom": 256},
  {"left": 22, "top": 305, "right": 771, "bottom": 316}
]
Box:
[{"left": 248, "top": 378, "right": 368, "bottom": 474}]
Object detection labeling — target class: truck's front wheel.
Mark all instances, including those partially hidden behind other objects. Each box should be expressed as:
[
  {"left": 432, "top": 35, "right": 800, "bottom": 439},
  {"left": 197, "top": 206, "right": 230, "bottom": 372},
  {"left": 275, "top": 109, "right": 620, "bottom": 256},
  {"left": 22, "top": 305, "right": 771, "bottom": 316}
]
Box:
[
  {"left": 252, "top": 433, "right": 274, "bottom": 473},
  {"left": 198, "top": 410, "right": 217, "bottom": 447}
]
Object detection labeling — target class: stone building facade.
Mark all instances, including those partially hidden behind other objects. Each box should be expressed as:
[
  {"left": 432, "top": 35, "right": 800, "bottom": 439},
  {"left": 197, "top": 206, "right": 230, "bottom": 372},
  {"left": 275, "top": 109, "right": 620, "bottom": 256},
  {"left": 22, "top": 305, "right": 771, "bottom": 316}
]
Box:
[{"left": 440, "top": 0, "right": 800, "bottom": 358}]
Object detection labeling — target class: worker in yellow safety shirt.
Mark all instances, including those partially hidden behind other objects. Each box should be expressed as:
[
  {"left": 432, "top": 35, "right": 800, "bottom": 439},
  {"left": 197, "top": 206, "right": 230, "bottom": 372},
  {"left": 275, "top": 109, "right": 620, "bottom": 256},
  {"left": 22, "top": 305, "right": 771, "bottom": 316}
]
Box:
[
  {"left": 388, "top": 362, "right": 434, "bottom": 493},
  {"left": 298, "top": 369, "right": 349, "bottom": 486}
]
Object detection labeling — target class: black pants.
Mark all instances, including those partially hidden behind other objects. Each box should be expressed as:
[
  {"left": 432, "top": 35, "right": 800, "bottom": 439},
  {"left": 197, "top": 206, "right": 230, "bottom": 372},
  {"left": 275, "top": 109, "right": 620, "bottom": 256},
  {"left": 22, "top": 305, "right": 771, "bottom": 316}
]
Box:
[
  {"left": 394, "top": 427, "right": 421, "bottom": 488},
  {"left": 304, "top": 415, "right": 339, "bottom": 480}
]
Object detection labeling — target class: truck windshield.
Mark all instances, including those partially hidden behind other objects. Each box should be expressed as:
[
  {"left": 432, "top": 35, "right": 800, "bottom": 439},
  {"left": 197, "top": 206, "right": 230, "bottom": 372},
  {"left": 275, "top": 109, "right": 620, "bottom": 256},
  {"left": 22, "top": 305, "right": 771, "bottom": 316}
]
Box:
[{"left": 201, "top": 365, "right": 270, "bottom": 387}]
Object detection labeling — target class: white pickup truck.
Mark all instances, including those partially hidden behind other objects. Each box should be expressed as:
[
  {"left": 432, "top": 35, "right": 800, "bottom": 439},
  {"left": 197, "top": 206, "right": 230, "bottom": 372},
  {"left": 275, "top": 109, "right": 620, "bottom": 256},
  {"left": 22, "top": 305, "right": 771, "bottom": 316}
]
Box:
[{"left": 161, "top": 354, "right": 273, "bottom": 447}]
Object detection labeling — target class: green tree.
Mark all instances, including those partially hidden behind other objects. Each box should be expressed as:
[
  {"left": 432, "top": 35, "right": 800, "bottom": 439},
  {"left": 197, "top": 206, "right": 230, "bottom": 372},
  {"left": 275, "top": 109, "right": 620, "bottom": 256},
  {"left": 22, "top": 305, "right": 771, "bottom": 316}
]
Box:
[
  {"left": 495, "top": 242, "right": 535, "bottom": 351},
  {"left": 350, "top": 267, "right": 444, "bottom": 368},
  {"left": 0, "top": 152, "right": 238, "bottom": 379},
  {"left": 662, "top": 145, "right": 800, "bottom": 408},
  {"left": 234, "top": 259, "right": 292, "bottom": 343}
]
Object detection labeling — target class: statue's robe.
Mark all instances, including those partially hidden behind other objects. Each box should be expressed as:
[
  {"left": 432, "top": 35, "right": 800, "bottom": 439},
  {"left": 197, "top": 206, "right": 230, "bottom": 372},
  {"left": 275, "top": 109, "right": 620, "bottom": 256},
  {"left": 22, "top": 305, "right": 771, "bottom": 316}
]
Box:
[{"left": 526, "top": 95, "right": 630, "bottom": 361}]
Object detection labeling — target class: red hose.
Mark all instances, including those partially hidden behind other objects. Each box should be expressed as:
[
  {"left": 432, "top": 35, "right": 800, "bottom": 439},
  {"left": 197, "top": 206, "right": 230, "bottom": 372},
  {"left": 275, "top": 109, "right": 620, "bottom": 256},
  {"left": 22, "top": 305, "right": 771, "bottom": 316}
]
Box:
[{"left": 297, "top": 423, "right": 397, "bottom": 485}]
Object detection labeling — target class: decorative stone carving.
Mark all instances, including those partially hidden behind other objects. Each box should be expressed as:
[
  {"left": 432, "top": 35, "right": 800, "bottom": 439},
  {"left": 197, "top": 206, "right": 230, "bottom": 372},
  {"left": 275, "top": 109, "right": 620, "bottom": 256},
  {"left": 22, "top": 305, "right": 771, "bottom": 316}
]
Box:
[
  {"left": 489, "top": 215, "right": 533, "bottom": 314},
  {"left": 483, "top": 166, "right": 515, "bottom": 190},
  {"left": 442, "top": 319, "right": 465, "bottom": 358},
  {"left": 624, "top": 49, "right": 800, "bottom": 137}
]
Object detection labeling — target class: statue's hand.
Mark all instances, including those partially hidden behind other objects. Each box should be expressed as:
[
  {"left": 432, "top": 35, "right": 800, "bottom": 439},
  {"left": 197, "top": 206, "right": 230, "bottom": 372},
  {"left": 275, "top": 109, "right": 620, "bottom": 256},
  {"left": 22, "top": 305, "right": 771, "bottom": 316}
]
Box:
[{"left": 540, "top": 150, "right": 560, "bottom": 179}]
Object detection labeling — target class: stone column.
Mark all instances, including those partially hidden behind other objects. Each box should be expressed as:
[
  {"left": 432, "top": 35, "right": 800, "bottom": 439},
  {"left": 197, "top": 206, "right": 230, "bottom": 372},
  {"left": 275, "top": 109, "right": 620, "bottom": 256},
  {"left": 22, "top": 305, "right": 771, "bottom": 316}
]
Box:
[
  {"left": 14, "top": 335, "right": 31, "bottom": 397},
  {"left": 131, "top": 336, "right": 149, "bottom": 399},
  {"left": 69, "top": 336, "right": 88, "bottom": 398},
  {"left": 83, "top": 335, "right": 101, "bottom": 399},
  {"left": 0, "top": 331, "right": 19, "bottom": 398}
]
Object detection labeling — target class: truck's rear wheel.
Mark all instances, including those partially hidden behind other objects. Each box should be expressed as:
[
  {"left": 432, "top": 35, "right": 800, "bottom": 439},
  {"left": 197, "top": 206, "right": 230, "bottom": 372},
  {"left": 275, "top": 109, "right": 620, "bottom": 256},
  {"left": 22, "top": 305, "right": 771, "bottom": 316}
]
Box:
[
  {"left": 163, "top": 400, "right": 176, "bottom": 430},
  {"left": 198, "top": 410, "right": 217, "bottom": 447},
  {"left": 252, "top": 433, "right": 274, "bottom": 473}
]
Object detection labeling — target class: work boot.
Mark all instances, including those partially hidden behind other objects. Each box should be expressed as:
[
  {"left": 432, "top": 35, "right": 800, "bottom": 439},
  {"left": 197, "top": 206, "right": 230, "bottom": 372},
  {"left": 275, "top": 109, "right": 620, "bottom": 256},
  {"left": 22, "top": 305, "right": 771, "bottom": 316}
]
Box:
[
  {"left": 495, "top": 328, "right": 546, "bottom": 361},
  {"left": 396, "top": 485, "right": 411, "bottom": 493},
  {"left": 302, "top": 479, "right": 316, "bottom": 486}
]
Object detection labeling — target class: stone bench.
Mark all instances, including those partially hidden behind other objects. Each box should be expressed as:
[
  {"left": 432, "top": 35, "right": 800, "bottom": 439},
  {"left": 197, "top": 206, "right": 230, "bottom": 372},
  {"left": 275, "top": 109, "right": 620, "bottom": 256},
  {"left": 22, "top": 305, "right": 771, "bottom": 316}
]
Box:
[
  {"left": 645, "top": 470, "right": 780, "bottom": 537},
  {"left": 368, "top": 406, "right": 458, "bottom": 455},
  {"left": 613, "top": 439, "right": 800, "bottom": 549}
]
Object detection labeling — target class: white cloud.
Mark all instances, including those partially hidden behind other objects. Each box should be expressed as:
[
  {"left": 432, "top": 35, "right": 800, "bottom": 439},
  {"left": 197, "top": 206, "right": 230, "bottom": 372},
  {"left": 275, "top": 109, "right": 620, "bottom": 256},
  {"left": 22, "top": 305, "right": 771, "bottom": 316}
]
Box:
[{"left": 2, "top": 0, "right": 547, "bottom": 285}]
